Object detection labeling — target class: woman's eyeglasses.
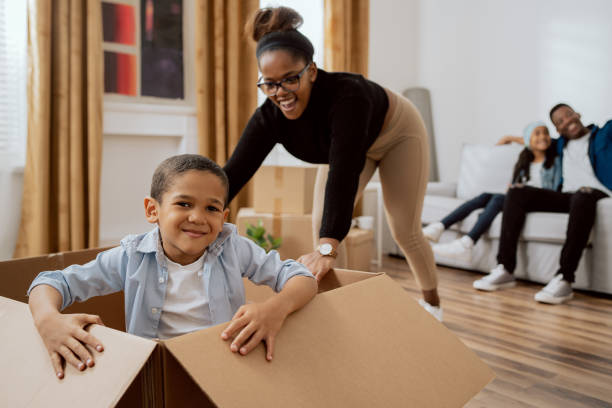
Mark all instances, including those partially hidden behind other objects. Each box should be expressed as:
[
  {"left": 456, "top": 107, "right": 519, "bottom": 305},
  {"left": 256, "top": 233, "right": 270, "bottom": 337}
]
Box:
[{"left": 256, "top": 63, "right": 311, "bottom": 96}]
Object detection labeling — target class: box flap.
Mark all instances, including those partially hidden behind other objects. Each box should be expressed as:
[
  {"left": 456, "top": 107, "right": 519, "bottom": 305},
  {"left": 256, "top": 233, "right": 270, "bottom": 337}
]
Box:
[
  {"left": 243, "top": 268, "right": 382, "bottom": 304},
  {"left": 0, "top": 248, "right": 125, "bottom": 331},
  {"left": 317, "top": 268, "right": 382, "bottom": 293},
  {"left": 163, "top": 274, "right": 493, "bottom": 407},
  {"left": 0, "top": 296, "right": 156, "bottom": 408}
]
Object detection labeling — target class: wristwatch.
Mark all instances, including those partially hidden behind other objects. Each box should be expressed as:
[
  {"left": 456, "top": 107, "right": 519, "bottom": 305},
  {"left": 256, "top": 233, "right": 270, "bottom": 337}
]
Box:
[{"left": 317, "top": 243, "right": 338, "bottom": 258}]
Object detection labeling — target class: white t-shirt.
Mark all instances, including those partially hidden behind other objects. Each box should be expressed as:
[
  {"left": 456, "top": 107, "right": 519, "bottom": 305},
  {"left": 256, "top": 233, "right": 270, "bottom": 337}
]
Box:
[
  {"left": 157, "top": 253, "right": 212, "bottom": 340},
  {"left": 526, "top": 161, "right": 543, "bottom": 188},
  {"left": 562, "top": 133, "right": 612, "bottom": 195}
]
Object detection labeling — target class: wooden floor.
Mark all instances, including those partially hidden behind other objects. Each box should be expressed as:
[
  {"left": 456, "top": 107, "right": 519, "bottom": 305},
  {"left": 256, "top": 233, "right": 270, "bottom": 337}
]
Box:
[{"left": 377, "top": 256, "right": 612, "bottom": 408}]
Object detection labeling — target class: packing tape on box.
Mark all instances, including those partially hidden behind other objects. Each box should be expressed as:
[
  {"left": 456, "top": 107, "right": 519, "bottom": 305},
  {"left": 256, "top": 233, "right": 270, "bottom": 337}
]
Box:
[
  {"left": 272, "top": 215, "right": 282, "bottom": 239},
  {"left": 273, "top": 168, "right": 284, "bottom": 214},
  {"left": 274, "top": 198, "right": 282, "bottom": 214},
  {"left": 274, "top": 167, "right": 283, "bottom": 188}
]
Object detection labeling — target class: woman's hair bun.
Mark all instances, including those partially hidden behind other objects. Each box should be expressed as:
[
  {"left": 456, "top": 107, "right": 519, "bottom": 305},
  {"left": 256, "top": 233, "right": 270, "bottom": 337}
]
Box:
[{"left": 246, "top": 7, "right": 303, "bottom": 42}]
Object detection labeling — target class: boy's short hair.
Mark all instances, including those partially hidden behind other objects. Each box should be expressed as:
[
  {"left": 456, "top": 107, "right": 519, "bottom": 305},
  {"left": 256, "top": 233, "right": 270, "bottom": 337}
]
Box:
[
  {"left": 151, "top": 154, "right": 229, "bottom": 206},
  {"left": 549, "top": 103, "right": 573, "bottom": 121}
]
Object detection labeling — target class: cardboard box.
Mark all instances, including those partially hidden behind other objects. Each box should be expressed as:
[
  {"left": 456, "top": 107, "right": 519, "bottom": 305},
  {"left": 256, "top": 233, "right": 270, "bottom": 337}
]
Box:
[
  {"left": 0, "top": 247, "right": 125, "bottom": 331},
  {"left": 345, "top": 228, "right": 374, "bottom": 271},
  {"left": 253, "top": 165, "right": 317, "bottom": 215},
  {"left": 236, "top": 207, "right": 313, "bottom": 260},
  {"left": 0, "top": 249, "right": 494, "bottom": 407}
]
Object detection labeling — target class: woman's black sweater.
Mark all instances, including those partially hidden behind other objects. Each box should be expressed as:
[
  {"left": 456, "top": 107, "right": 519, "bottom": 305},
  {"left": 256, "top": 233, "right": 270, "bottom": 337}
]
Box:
[{"left": 224, "top": 69, "right": 389, "bottom": 242}]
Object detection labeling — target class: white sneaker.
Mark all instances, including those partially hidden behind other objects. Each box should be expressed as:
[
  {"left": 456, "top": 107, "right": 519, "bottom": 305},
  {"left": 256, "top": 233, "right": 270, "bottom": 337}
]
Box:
[
  {"left": 419, "top": 299, "right": 443, "bottom": 322},
  {"left": 432, "top": 236, "right": 474, "bottom": 262},
  {"left": 473, "top": 264, "right": 516, "bottom": 291},
  {"left": 422, "top": 222, "right": 445, "bottom": 243},
  {"left": 534, "top": 274, "right": 573, "bottom": 304}
]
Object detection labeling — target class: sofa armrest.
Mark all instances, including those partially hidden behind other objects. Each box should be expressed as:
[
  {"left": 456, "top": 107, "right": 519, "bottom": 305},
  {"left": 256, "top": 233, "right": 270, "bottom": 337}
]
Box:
[
  {"left": 426, "top": 181, "right": 457, "bottom": 198},
  {"left": 594, "top": 197, "right": 612, "bottom": 234}
]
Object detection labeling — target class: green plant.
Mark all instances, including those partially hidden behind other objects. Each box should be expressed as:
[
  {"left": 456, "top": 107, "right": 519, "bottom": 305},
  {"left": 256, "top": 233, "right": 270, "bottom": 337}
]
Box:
[{"left": 245, "top": 220, "right": 282, "bottom": 252}]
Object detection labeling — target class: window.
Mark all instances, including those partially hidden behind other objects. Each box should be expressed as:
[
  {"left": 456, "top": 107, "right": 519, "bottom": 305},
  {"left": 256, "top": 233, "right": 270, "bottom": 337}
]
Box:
[
  {"left": 102, "top": 0, "right": 188, "bottom": 103},
  {"left": 0, "top": 0, "right": 27, "bottom": 162}
]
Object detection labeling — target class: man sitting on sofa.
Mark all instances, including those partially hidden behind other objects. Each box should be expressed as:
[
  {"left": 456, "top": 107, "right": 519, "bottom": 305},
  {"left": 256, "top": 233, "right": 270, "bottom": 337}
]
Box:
[{"left": 473, "top": 103, "right": 612, "bottom": 304}]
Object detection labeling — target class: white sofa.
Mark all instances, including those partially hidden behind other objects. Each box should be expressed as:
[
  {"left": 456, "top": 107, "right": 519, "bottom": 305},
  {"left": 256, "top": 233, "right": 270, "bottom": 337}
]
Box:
[{"left": 421, "top": 144, "right": 612, "bottom": 295}]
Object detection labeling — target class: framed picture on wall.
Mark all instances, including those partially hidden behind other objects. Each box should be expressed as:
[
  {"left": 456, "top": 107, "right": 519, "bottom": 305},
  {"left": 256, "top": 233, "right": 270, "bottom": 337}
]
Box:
[{"left": 102, "top": 0, "right": 184, "bottom": 101}]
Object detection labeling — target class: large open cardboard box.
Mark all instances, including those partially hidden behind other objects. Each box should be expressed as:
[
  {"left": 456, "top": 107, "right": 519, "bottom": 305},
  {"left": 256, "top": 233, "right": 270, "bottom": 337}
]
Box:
[{"left": 0, "top": 249, "right": 493, "bottom": 407}]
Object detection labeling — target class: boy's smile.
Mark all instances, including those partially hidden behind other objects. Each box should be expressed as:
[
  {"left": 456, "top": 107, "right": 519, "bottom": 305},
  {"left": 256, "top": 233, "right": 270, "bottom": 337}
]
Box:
[{"left": 144, "top": 170, "right": 229, "bottom": 265}]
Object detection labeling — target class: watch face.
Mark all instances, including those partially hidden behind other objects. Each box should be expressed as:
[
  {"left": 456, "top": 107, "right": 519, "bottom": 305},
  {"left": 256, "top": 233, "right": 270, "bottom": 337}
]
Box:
[{"left": 319, "top": 243, "right": 332, "bottom": 255}]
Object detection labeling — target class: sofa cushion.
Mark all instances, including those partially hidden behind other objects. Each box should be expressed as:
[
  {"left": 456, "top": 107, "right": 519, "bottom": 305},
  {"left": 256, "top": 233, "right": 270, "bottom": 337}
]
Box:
[
  {"left": 456, "top": 144, "right": 523, "bottom": 200},
  {"left": 486, "top": 211, "right": 568, "bottom": 244},
  {"left": 423, "top": 194, "right": 570, "bottom": 244},
  {"left": 422, "top": 195, "right": 467, "bottom": 225}
]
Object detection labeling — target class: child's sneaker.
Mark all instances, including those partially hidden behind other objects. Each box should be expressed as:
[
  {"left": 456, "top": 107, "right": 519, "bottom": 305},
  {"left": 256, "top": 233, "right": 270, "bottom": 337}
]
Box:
[
  {"left": 534, "top": 274, "right": 573, "bottom": 304},
  {"left": 422, "top": 222, "right": 445, "bottom": 243},
  {"left": 418, "top": 299, "right": 443, "bottom": 322},
  {"left": 432, "top": 236, "right": 474, "bottom": 262},
  {"left": 473, "top": 264, "right": 516, "bottom": 291}
]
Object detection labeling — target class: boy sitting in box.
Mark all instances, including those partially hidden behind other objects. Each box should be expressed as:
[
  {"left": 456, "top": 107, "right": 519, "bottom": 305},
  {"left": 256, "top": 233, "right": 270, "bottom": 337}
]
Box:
[{"left": 28, "top": 154, "right": 317, "bottom": 379}]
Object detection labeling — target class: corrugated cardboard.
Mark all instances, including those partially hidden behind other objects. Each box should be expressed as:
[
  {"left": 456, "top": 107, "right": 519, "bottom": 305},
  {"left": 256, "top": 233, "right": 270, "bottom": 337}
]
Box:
[
  {"left": 0, "top": 247, "right": 125, "bottom": 331},
  {"left": 253, "top": 165, "right": 317, "bottom": 214},
  {"left": 345, "top": 228, "right": 374, "bottom": 271},
  {"left": 236, "top": 207, "right": 313, "bottom": 260},
  {"left": 0, "top": 250, "right": 494, "bottom": 407},
  {"left": 0, "top": 297, "right": 156, "bottom": 407}
]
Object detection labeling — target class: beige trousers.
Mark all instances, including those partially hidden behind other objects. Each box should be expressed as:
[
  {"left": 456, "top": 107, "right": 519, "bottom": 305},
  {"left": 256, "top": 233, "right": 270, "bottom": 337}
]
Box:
[{"left": 312, "top": 90, "right": 438, "bottom": 290}]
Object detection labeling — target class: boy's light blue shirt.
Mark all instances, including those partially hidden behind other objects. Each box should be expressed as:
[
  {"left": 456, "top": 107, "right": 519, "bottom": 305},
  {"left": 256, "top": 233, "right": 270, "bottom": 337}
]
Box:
[{"left": 28, "top": 223, "right": 315, "bottom": 339}]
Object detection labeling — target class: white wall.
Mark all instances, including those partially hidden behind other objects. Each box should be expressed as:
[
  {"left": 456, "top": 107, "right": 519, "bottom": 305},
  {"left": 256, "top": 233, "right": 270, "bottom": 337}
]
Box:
[
  {"left": 99, "top": 104, "right": 197, "bottom": 246},
  {"left": 368, "top": 0, "right": 419, "bottom": 92},
  {"left": 368, "top": 0, "right": 612, "bottom": 182}
]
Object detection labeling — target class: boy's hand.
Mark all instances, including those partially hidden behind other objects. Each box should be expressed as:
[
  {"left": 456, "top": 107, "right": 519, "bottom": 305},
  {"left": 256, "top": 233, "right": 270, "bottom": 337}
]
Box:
[
  {"left": 220, "top": 298, "right": 289, "bottom": 361},
  {"left": 34, "top": 311, "right": 105, "bottom": 379}
]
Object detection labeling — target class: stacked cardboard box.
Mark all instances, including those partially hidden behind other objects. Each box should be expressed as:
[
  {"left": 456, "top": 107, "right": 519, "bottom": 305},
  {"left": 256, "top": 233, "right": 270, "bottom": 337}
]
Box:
[
  {"left": 345, "top": 228, "right": 375, "bottom": 271},
  {"left": 252, "top": 165, "right": 318, "bottom": 215},
  {"left": 237, "top": 165, "right": 318, "bottom": 260},
  {"left": 236, "top": 208, "right": 312, "bottom": 261},
  {"left": 240, "top": 166, "right": 378, "bottom": 268},
  {"left": 0, "top": 248, "right": 494, "bottom": 407}
]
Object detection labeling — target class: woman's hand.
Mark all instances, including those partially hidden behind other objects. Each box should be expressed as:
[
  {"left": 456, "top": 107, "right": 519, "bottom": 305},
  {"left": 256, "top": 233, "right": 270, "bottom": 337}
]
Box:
[
  {"left": 297, "top": 251, "right": 336, "bottom": 282},
  {"left": 220, "top": 298, "right": 289, "bottom": 361},
  {"left": 34, "top": 311, "right": 105, "bottom": 379}
]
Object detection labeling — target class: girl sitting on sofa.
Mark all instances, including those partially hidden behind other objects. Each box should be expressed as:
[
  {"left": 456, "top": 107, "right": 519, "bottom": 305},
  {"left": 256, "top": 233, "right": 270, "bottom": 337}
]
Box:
[{"left": 422, "top": 121, "right": 561, "bottom": 262}]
